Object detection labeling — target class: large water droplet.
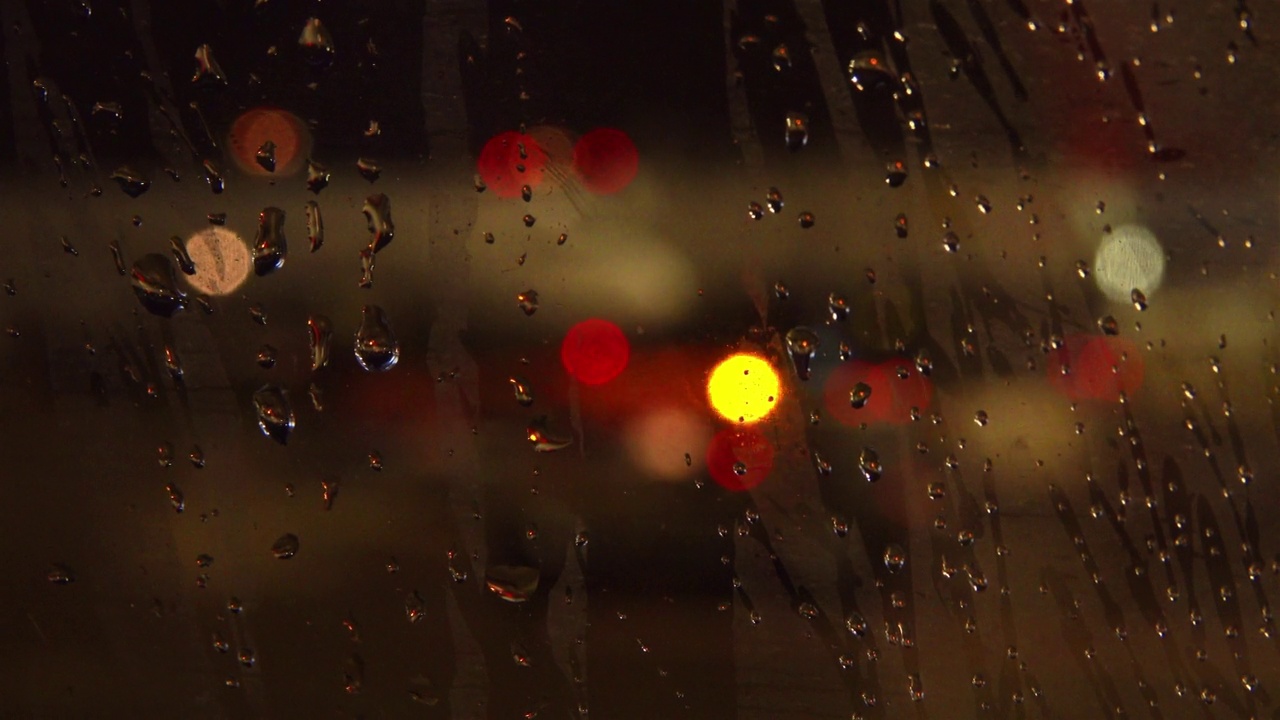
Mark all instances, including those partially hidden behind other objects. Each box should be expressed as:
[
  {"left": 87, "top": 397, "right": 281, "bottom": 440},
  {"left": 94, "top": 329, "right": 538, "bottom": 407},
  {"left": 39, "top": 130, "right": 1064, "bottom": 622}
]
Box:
[
  {"left": 271, "top": 533, "right": 299, "bottom": 559},
  {"left": 859, "top": 447, "right": 882, "bottom": 482},
  {"left": 766, "top": 187, "right": 784, "bottom": 213},
  {"left": 47, "top": 563, "right": 75, "bottom": 584},
  {"left": 527, "top": 416, "right": 572, "bottom": 452},
  {"left": 357, "top": 158, "right": 381, "bottom": 183},
  {"left": 784, "top": 112, "right": 809, "bottom": 151},
  {"left": 304, "top": 200, "right": 324, "bottom": 252},
  {"left": 485, "top": 564, "right": 540, "bottom": 602},
  {"left": 848, "top": 50, "right": 894, "bottom": 91},
  {"left": 405, "top": 590, "right": 427, "bottom": 623},
  {"left": 885, "top": 161, "right": 907, "bottom": 187},
  {"left": 192, "top": 44, "right": 227, "bottom": 85},
  {"left": 785, "top": 326, "right": 820, "bottom": 380},
  {"left": 306, "top": 159, "right": 330, "bottom": 194},
  {"left": 517, "top": 290, "right": 539, "bottom": 316},
  {"left": 169, "top": 235, "right": 196, "bottom": 275},
  {"left": 253, "top": 385, "right": 295, "bottom": 445},
  {"left": 253, "top": 207, "right": 287, "bottom": 276},
  {"left": 362, "top": 194, "right": 394, "bottom": 252},
  {"left": 298, "top": 17, "right": 335, "bottom": 68},
  {"left": 308, "top": 315, "right": 333, "bottom": 372},
  {"left": 354, "top": 305, "right": 400, "bottom": 372},
  {"left": 129, "top": 254, "right": 187, "bottom": 317},
  {"left": 255, "top": 140, "right": 276, "bottom": 173},
  {"left": 849, "top": 382, "right": 872, "bottom": 408},
  {"left": 256, "top": 345, "right": 277, "bottom": 369},
  {"left": 108, "top": 240, "right": 126, "bottom": 275},
  {"left": 110, "top": 166, "right": 150, "bottom": 197},
  {"left": 510, "top": 376, "right": 534, "bottom": 406}
]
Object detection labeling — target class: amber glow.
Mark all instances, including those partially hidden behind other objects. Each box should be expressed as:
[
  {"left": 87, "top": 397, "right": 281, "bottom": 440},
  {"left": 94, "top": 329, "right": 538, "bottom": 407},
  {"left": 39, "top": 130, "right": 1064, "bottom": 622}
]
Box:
[{"left": 706, "top": 354, "right": 780, "bottom": 424}]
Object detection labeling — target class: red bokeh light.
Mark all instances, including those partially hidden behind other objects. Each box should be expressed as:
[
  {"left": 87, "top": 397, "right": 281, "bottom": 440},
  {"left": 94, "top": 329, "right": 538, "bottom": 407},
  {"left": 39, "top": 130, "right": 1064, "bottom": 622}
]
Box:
[
  {"left": 1046, "top": 335, "right": 1144, "bottom": 402},
  {"left": 823, "top": 358, "right": 933, "bottom": 427},
  {"left": 477, "top": 131, "right": 548, "bottom": 198},
  {"left": 561, "top": 319, "right": 630, "bottom": 386},
  {"left": 572, "top": 128, "right": 639, "bottom": 195},
  {"left": 706, "top": 427, "right": 775, "bottom": 491},
  {"left": 228, "top": 108, "right": 310, "bottom": 176}
]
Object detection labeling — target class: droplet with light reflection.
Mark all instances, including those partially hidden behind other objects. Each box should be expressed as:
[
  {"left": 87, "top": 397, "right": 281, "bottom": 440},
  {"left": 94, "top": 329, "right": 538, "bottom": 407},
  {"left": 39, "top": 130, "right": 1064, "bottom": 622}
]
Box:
[{"left": 706, "top": 354, "right": 780, "bottom": 425}]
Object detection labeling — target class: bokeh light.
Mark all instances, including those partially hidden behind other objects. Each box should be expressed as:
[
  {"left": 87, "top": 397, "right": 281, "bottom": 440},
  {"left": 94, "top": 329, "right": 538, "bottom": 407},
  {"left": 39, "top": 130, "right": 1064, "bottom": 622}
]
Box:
[
  {"left": 561, "top": 319, "right": 630, "bottom": 385},
  {"left": 1046, "top": 335, "right": 1144, "bottom": 402},
  {"left": 1094, "top": 224, "right": 1164, "bottom": 303},
  {"left": 183, "top": 227, "right": 251, "bottom": 296},
  {"left": 625, "top": 407, "right": 712, "bottom": 481},
  {"left": 823, "top": 358, "right": 932, "bottom": 426},
  {"left": 227, "top": 108, "right": 310, "bottom": 176},
  {"left": 706, "top": 353, "right": 780, "bottom": 424},
  {"left": 706, "top": 427, "right": 775, "bottom": 491},
  {"left": 572, "top": 127, "right": 639, "bottom": 195},
  {"left": 477, "top": 131, "right": 548, "bottom": 198}
]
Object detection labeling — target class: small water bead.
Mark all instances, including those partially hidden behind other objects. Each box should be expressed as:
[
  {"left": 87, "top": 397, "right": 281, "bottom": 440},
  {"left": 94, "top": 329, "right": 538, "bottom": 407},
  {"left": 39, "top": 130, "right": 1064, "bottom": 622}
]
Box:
[
  {"left": 517, "top": 290, "right": 539, "bottom": 316},
  {"left": 271, "top": 533, "right": 299, "bottom": 559},
  {"left": 256, "top": 345, "right": 277, "bottom": 369},
  {"left": 765, "top": 187, "right": 784, "bottom": 213},
  {"left": 849, "top": 382, "right": 872, "bottom": 408},
  {"left": 883, "top": 544, "right": 906, "bottom": 573},
  {"left": 885, "top": 161, "right": 907, "bottom": 187}
]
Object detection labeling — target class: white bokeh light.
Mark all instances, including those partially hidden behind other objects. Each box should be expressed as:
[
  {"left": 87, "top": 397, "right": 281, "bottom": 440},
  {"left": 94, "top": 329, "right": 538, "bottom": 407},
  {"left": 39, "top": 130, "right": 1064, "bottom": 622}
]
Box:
[
  {"left": 1094, "top": 224, "right": 1165, "bottom": 303},
  {"left": 184, "top": 227, "right": 252, "bottom": 296}
]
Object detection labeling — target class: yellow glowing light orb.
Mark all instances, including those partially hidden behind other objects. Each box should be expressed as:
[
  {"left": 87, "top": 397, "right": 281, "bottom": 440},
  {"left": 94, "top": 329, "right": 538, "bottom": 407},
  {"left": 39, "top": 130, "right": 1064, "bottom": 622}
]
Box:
[{"left": 707, "top": 354, "right": 781, "bottom": 424}]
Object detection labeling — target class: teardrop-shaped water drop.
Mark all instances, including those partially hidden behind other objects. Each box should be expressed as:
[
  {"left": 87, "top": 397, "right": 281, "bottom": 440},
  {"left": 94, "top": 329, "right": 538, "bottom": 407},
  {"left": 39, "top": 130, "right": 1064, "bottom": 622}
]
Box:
[
  {"left": 308, "top": 315, "right": 333, "bottom": 372},
  {"left": 354, "top": 305, "right": 400, "bottom": 372},
  {"left": 108, "top": 239, "right": 126, "bottom": 275},
  {"left": 163, "top": 345, "right": 183, "bottom": 380},
  {"left": 859, "top": 447, "right": 882, "bottom": 482},
  {"left": 192, "top": 44, "right": 227, "bottom": 85},
  {"left": 252, "top": 384, "right": 295, "bottom": 445},
  {"left": 169, "top": 235, "right": 196, "bottom": 275},
  {"left": 304, "top": 200, "right": 324, "bottom": 252},
  {"left": 129, "top": 254, "right": 187, "bottom": 317},
  {"left": 298, "top": 17, "right": 335, "bottom": 68},
  {"left": 785, "top": 326, "right": 820, "bottom": 380},
  {"left": 363, "top": 194, "right": 394, "bottom": 252},
  {"left": 253, "top": 207, "right": 287, "bottom": 276},
  {"left": 510, "top": 376, "right": 534, "bottom": 406}
]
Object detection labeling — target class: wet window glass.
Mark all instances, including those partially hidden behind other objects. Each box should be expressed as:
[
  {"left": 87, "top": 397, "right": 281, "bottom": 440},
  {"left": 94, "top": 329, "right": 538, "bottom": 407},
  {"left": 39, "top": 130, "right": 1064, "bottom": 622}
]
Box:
[{"left": 3, "top": 0, "right": 1278, "bottom": 717}]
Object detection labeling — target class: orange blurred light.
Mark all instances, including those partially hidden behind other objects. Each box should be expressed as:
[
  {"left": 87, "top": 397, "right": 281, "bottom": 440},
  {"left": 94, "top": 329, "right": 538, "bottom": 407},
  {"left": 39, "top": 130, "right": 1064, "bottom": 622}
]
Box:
[
  {"left": 706, "top": 353, "right": 780, "bottom": 424},
  {"left": 228, "top": 107, "right": 310, "bottom": 176}
]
